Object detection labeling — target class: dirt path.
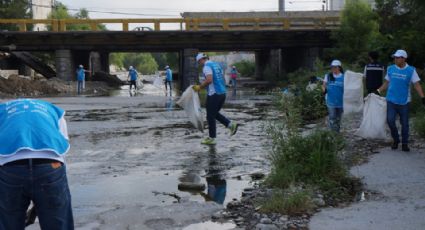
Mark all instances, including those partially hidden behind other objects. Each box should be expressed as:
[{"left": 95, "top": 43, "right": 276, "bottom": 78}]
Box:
[{"left": 310, "top": 147, "right": 425, "bottom": 230}]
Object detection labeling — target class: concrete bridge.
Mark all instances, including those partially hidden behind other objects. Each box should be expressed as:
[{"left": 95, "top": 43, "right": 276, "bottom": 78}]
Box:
[{"left": 0, "top": 12, "right": 340, "bottom": 89}]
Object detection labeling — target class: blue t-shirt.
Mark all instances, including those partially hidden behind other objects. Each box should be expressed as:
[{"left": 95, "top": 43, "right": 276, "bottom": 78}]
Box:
[
  {"left": 325, "top": 73, "right": 344, "bottom": 108},
  {"left": 77, "top": 68, "right": 85, "bottom": 81},
  {"left": 386, "top": 65, "right": 416, "bottom": 105},
  {"left": 203, "top": 61, "right": 227, "bottom": 95},
  {"left": 129, "top": 69, "right": 138, "bottom": 81},
  {"left": 0, "top": 99, "right": 70, "bottom": 156},
  {"left": 165, "top": 69, "right": 173, "bottom": 81}
]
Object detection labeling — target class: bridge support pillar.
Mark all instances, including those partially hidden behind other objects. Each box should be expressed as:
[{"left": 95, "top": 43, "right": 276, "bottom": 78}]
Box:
[
  {"left": 281, "top": 47, "right": 322, "bottom": 73},
  {"left": 255, "top": 49, "right": 283, "bottom": 81},
  {"left": 90, "top": 51, "right": 110, "bottom": 74},
  {"left": 179, "top": 48, "right": 199, "bottom": 91},
  {"left": 55, "top": 50, "right": 74, "bottom": 81}
]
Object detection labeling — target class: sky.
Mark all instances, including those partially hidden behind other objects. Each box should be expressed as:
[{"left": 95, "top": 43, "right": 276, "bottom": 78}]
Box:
[
  {"left": 57, "top": 0, "right": 324, "bottom": 18},
  {"left": 55, "top": 0, "right": 325, "bottom": 30}
]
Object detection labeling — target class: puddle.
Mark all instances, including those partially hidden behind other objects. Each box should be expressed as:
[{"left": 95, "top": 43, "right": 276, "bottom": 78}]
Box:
[
  {"left": 183, "top": 221, "right": 236, "bottom": 230},
  {"left": 37, "top": 82, "right": 272, "bottom": 228}
]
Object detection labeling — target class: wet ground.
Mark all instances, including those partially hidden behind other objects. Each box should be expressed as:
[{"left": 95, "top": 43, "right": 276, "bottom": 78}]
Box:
[
  {"left": 24, "top": 81, "right": 272, "bottom": 229},
  {"left": 310, "top": 147, "right": 425, "bottom": 230}
]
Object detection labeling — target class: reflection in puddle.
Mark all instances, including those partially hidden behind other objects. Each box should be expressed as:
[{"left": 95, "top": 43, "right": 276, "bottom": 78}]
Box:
[
  {"left": 183, "top": 221, "right": 236, "bottom": 230},
  {"left": 203, "top": 146, "right": 227, "bottom": 204}
]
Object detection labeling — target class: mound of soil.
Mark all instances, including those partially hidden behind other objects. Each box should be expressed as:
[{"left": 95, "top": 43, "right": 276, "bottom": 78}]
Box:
[{"left": 0, "top": 75, "right": 114, "bottom": 98}]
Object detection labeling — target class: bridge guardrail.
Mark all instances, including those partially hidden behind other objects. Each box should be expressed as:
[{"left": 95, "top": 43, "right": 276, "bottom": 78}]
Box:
[{"left": 0, "top": 17, "right": 340, "bottom": 32}]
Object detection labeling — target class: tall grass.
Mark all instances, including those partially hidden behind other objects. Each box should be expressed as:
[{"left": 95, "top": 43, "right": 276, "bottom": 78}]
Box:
[{"left": 265, "top": 92, "right": 356, "bottom": 204}]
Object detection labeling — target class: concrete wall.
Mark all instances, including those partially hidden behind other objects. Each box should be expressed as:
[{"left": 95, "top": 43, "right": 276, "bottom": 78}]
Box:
[
  {"left": 208, "top": 52, "right": 255, "bottom": 74},
  {"left": 32, "top": 0, "right": 53, "bottom": 31}
]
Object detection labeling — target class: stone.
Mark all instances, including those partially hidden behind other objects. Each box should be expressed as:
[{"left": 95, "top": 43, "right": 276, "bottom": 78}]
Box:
[
  {"left": 280, "top": 215, "right": 289, "bottom": 222},
  {"left": 313, "top": 197, "right": 326, "bottom": 207},
  {"left": 260, "top": 217, "right": 272, "bottom": 224},
  {"left": 255, "top": 223, "right": 279, "bottom": 230},
  {"left": 250, "top": 172, "right": 265, "bottom": 180},
  {"left": 212, "top": 211, "right": 223, "bottom": 220}
]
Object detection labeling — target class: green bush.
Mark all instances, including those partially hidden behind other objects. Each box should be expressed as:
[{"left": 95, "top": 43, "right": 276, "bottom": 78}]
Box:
[
  {"left": 265, "top": 92, "right": 356, "bottom": 203},
  {"left": 267, "top": 130, "right": 346, "bottom": 188},
  {"left": 233, "top": 60, "right": 255, "bottom": 77},
  {"left": 413, "top": 110, "right": 425, "bottom": 138}
]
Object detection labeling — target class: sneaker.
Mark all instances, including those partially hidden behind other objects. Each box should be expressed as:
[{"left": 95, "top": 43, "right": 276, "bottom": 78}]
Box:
[
  {"left": 229, "top": 123, "right": 239, "bottom": 136},
  {"left": 391, "top": 141, "right": 399, "bottom": 150},
  {"left": 402, "top": 144, "right": 410, "bottom": 152},
  {"left": 201, "top": 137, "right": 216, "bottom": 145}
]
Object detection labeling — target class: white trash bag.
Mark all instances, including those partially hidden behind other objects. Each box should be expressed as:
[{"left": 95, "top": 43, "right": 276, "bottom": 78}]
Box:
[
  {"left": 177, "top": 86, "right": 204, "bottom": 132},
  {"left": 344, "top": 70, "right": 364, "bottom": 114},
  {"left": 355, "top": 93, "right": 388, "bottom": 139},
  {"left": 136, "top": 78, "right": 144, "bottom": 90},
  {"left": 153, "top": 76, "right": 163, "bottom": 89}
]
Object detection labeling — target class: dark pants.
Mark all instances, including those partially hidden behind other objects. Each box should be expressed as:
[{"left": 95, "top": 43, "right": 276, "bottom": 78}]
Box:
[
  {"left": 129, "top": 80, "right": 137, "bottom": 90},
  {"left": 387, "top": 101, "right": 409, "bottom": 144},
  {"left": 0, "top": 161, "right": 74, "bottom": 230},
  {"left": 77, "top": 81, "right": 83, "bottom": 94},
  {"left": 206, "top": 94, "right": 230, "bottom": 138},
  {"left": 164, "top": 80, "right": 172, "bottom": 95},
  {"left": 327, "top": 106, "right": 343, "bottom": 132}
]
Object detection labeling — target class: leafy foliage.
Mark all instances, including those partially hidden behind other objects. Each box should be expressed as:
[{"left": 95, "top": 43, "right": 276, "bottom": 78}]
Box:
[
  {"left": 331, "top": 0, "right": 380, "bottom": 64},
  {"left": 0, "top": 0, "right": 31, "bottom": 31},
  {"left": 232, "top": 60, "right": 255, "bottom": 77},
  {"left": 110, "top": 53, "right": 158, "bottom": 74},
  {"left": 48, "top": 3, "right": 106, "bottom": 31}
]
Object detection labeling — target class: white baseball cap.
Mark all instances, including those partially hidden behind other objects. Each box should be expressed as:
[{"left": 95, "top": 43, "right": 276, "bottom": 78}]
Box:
[
  {"left": 165, "top": 65, "right": 170, "bottom": 69},
  {"left": 196, "top": 53, "right": 207, "bottom": 62},
  {"left": 129, "top": 66, "right": 133, "bottom": 70},
  {"left": 79, "top": 64, "right": 83, "bottom": 68},
  {"left": 392, "top": 49, "right": 408, "bottom": 58},
  {"left": 330, "top": 60, "right": 342, "bottom": 67}
]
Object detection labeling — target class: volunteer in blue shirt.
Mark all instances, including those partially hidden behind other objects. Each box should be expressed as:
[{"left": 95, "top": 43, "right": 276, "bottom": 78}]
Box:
[
  {"left": 322, "top": 60, "right": 344, "bottom": 132},
  {"left": 193, "top": 53, "right": 239, "bottom": 145},
  {"left": 127, "top": 66, "right": 138, "bottom": 91},
  {"left": 377, "top": 49, "right": 425, "bottom": 152},
  {"left": 164, "top": 65, "right": 173, "bottom": 96},
  {"left": 76, "top": 64, "right": 86, "bottom": 94},
  {"left": 0, "top": 99, "right": 74, "bottom": 230}
]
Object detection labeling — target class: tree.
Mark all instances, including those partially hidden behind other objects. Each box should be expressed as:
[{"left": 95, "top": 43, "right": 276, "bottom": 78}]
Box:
[
  {"left": 0, "top": 0, "right": 31, "bottom": 30},
  {"left": 152, "top": 52, "right": 179, "bottom": 71},
  {"left": 49, "top": 2, "right": 106, "bottom": 31},
  {"left": 330, "top": 0, "right": 380, "bottom": 64},
  {"left": 375, "top": 0, "right": 425, "bottom": 66},
  {"left": 117, "top": 53, "right": 158, "bottom": 74}
]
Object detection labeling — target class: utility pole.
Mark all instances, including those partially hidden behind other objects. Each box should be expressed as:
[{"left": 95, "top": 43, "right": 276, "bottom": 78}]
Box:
[{"left": 279, "top": 0, "right": 285, "bottom": 13}]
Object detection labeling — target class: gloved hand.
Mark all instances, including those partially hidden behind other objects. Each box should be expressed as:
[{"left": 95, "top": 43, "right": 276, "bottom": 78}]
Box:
[
  {"left": 372, "top": 90, "right": 380, "bottom": 96},
  {"left": 192, "top": 85, "right": 201, "bottom": 92},
  {"left": 422, "top": 97, "right": 425, "bottom": 106}
]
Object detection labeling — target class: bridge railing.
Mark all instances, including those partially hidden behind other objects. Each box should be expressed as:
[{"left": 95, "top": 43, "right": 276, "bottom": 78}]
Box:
[{"left": 0, "top": 17, "right": 340, "bottom": 32}]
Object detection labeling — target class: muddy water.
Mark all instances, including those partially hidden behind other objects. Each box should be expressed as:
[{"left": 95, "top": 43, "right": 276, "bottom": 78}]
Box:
[{"left": 27, "top": 83, "right": 272, "bottom": 230}]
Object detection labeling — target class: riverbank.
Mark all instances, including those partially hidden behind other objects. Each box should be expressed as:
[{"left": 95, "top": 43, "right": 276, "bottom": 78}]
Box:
[
  {"left": 0, "top": 74, "right": 115, "bottom": 98},
  {"left": 211, "top": 114, "right": 393, "bottom": 229}
]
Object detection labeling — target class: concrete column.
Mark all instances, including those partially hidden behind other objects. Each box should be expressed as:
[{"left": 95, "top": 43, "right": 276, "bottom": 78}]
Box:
[
  {"left": 255, "top": 49, "right": 284, "bottom": 81},
  {"left": 179, "top": 48, "right": 199, "bottom": 91},
  {"left": 55, "top": 50, "right": 73, "bottom": 81},
  {"left": 255, "top": 49, "right": 270, "bottom": 81},
  {"left": 99, "top": 52, "right": 110, "bottom": 73},
  {"left": 281, "top": 47, "right": 322, "bottom": 73}
]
